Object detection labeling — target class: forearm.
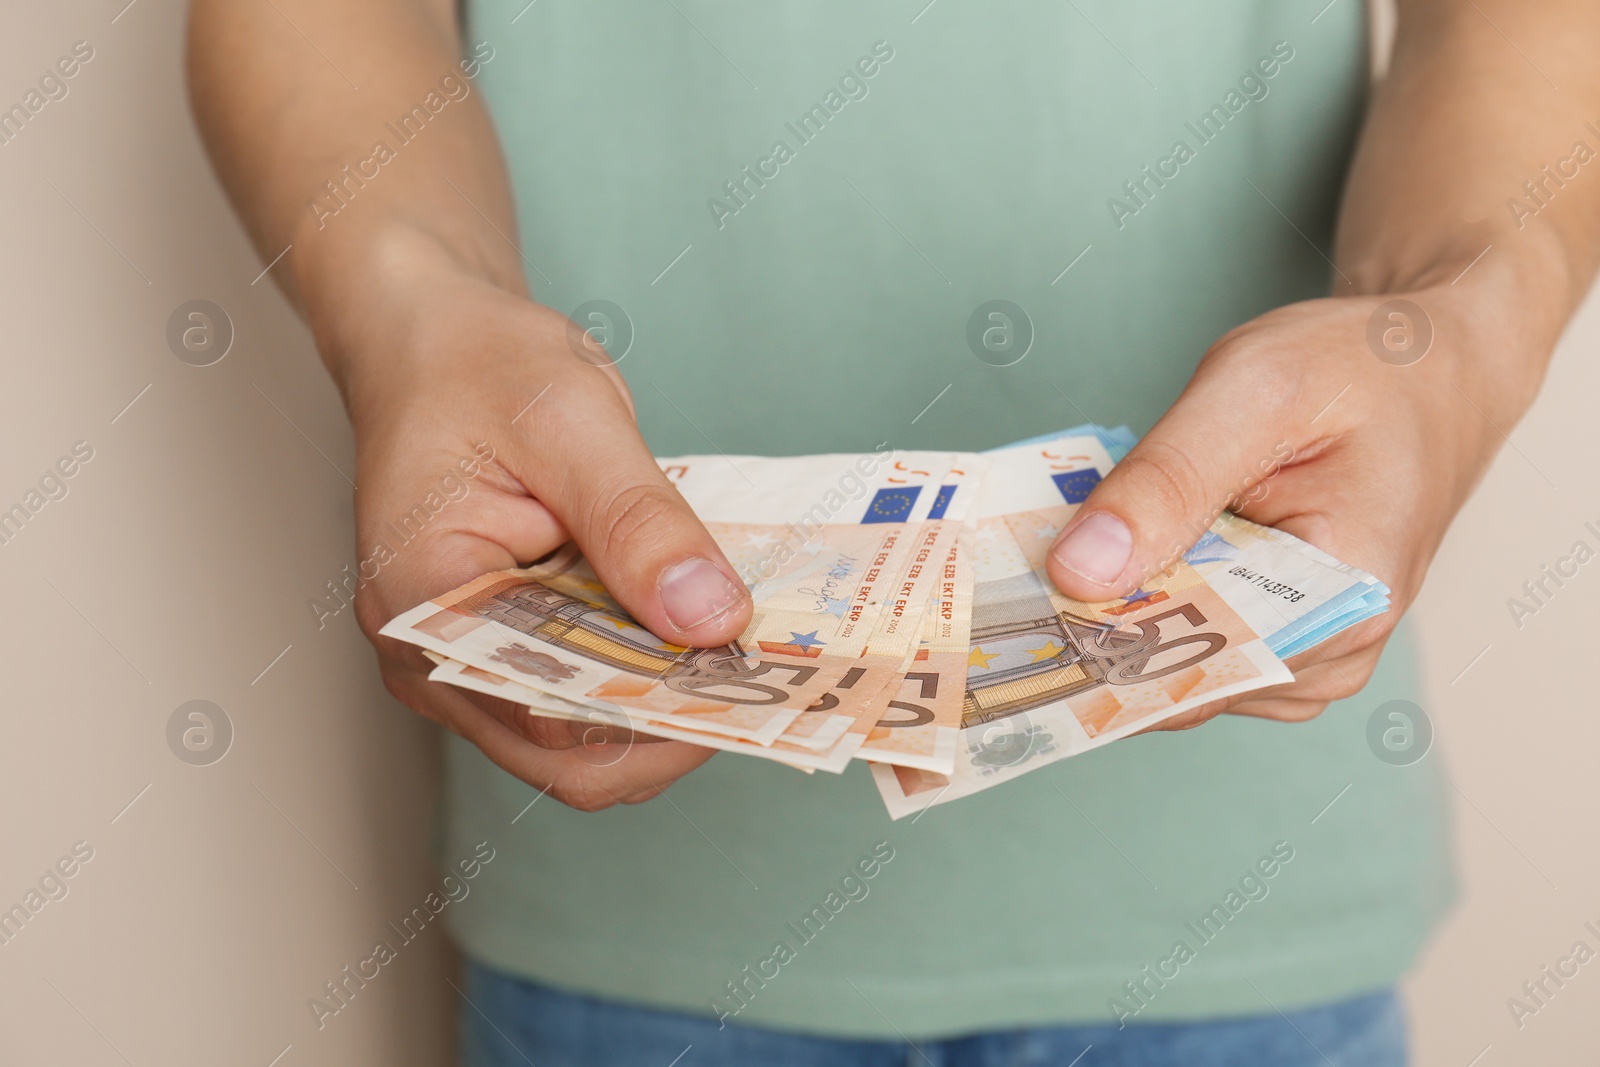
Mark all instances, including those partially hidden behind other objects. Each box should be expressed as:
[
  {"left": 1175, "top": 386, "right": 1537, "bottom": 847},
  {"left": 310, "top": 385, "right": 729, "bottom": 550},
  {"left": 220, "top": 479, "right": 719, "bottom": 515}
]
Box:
[
  {"left": 186, "top": 0, "right": 525, "bottom": 402},
  {"left": 1334, "top": 0, "right": 1600, "bottom": 387}
]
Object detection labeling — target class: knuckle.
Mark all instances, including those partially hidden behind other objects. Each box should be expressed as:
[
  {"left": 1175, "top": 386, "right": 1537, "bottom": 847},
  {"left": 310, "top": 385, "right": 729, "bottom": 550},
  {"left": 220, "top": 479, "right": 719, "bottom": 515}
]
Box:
[
  {"left": 1309, "top": 661, "right": 1376, "bottom": 703},
  {"left": 353, "top": 587, "right": 388, "bottom": 641},
  {"left": 1328, "top": 672, "right": 1373, "bottom": 702},
  {"left": 1199, "top": 344, "right": 1311, "bottom": 433},
  {"left": 1359, "top": 615, "right": 1399, "bottom": 653},
  {"left": 549, "top": 777, "right": 616, "bottom": 814},
  {"left": 588, "top": 480, "right": 683, "bottom": 564},
  {"left": 1124, "top": 440, "right": 1210, "bottom": 524},
  {"left": 379, "top": 668, "right": 411, "bottom": 707},
  {"left": 1283, "top": 699, "right": 1331, "bottom": 722},
  {"left": 1287, "top": 515, "right": 1339, "bottom": 555},
  {"left": 379, "top": 669, "right": 451, "bottom": 728},
  {"left": 1250, "top": 699, "right": 1328, "bottom": 722},
  {"left": 543, "top": 365, "right": 627, "bottom": 421},
  {"left": 521, "top": 715, "right": 579, "bottom": 749},
  {"left": 1206, "top": 335, "right": 1302, "bottom": 406},
  {"left": 511, "top": 374, "right": 622, "bottom": 462}
]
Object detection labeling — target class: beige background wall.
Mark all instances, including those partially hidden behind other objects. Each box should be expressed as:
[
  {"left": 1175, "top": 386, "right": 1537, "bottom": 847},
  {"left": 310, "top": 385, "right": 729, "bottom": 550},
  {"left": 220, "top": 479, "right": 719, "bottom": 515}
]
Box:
[{"left": 0, "top": 1, "right": 1594, "bottom": 1064}]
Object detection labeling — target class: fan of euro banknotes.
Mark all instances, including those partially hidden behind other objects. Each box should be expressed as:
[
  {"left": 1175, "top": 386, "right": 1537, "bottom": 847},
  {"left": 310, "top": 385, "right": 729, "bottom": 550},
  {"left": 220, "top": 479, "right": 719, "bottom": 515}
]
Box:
[{"left": 381, "top": 425, "right": 1389, "bottom": 819}]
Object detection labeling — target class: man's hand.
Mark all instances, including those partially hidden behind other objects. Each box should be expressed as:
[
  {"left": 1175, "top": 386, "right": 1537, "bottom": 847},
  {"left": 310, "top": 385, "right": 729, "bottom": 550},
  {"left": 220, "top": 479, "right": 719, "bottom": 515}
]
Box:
[
  {"left": 348, "top": 270, "right": 753, "bottom": 811},
  {"left": 1041, "top": 0, "right": 1600, "bottom": 730},
  {"left": 1048, "top": 279, "right": 1527, "bottom": 729},
  {"left": 188, "top": 0, "right": 751, "bottom": 810}
]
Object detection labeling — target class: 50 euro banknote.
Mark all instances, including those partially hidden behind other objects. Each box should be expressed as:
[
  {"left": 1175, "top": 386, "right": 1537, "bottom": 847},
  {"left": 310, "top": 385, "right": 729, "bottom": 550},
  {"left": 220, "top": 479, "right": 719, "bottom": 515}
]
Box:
[
  {"left": 418, "top": 529, "right": 981, "bottom": 776},
  {"left": 1004, "top": 423, "right": 1390, "bottom": 659},
  {"left": 852, "top": 521, "right": 977, "bottom": 772},
  {"left": 1185, "top": 511, "right": 1391, "bottom": 657},
  {"left": 704, "top": 450, "right": 988, "bottom": 767},
  {"left": 872, "top": 433, "right": 1297, "bottom": 818},
  {"left": 381, "top": 450, "right": 985, "bottom": 747},
  {"left": 786, "top": 454, "right": 989, "bottom": 773},
  {"left": 423, "top": 654, "right": 875, "bottom": 773}
]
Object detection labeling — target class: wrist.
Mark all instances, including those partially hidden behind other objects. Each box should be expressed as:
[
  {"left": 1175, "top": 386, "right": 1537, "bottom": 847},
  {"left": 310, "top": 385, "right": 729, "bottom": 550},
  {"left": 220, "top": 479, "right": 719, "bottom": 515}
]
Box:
[
  {"left": 1343, "top": 218, "right": 1568, "bottom": 429},
  {"left": 1430, "top": 232, "right": 1566, "bottom": 427},
  {"left": 289, "top": 217, "right": 527, "bottom": 415}
]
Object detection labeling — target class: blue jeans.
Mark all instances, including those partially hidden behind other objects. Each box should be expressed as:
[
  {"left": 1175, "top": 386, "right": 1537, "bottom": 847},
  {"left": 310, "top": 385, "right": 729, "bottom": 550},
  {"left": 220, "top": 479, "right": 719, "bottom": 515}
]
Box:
[{"left": 458, "top": 961, "right": 1406, "bottom": 1067}]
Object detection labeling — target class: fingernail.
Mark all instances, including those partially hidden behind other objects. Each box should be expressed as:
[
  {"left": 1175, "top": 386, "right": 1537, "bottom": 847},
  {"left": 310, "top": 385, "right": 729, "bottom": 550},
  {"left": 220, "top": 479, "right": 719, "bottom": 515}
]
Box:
[
  {"left": 658, "top": 558, "right": 745, "bottom": 631},
  {"left": 1051, "top": 512, "right": 1133, "bottom": 585}
]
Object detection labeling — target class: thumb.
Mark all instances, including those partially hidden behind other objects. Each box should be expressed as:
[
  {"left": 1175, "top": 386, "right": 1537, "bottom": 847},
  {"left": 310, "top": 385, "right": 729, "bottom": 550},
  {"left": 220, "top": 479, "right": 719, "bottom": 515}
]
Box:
[
  {"left": 512, "top": 383, "right": 753, "bottom": 647},
  {"left": 1046, "top": 397, "right": 1289, "bottom": 601}
]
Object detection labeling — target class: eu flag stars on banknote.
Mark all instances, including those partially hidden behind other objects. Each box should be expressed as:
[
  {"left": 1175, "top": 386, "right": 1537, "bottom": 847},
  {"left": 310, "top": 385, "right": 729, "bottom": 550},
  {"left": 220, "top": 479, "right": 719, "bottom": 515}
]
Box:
[{"left": 381, "top": 426, "right": 1389, "bottom": 816}]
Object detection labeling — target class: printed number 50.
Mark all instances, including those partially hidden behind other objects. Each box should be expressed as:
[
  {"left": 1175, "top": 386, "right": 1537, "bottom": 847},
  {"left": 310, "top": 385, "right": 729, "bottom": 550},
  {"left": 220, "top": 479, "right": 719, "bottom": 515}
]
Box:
[{"left": 1095, "top": 603, "right": 1227, "bottom": 684}]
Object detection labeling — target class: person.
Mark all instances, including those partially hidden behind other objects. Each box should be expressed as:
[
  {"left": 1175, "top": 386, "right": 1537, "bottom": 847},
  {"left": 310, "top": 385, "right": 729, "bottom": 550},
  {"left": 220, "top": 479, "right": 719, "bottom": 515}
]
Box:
[{"left": 189, "top": 1, "right": 1600, "bottom": 1063}]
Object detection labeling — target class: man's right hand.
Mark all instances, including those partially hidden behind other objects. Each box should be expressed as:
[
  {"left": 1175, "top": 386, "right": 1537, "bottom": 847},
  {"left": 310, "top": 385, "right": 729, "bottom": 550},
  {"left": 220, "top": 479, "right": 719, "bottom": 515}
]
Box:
[
  {"left": 188, "top": 0, "right": 749, "bottom": 810},
  {"left": 346, "top": 270, "right": 752, "bottom": 811}
]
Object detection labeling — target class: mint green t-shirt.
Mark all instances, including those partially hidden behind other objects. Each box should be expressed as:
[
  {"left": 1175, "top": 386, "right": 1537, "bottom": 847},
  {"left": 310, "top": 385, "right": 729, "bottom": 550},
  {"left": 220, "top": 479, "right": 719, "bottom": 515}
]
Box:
[{"left": 444, "top": 1, "right": 1453, "bottom": 1037}]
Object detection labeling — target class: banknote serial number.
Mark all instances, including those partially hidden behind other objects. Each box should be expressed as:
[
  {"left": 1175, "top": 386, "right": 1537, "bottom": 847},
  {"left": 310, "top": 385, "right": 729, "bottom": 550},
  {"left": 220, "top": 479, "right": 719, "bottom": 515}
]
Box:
[{"left": 1226, "top": 566, "right": 1306, "bottom": 603}]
